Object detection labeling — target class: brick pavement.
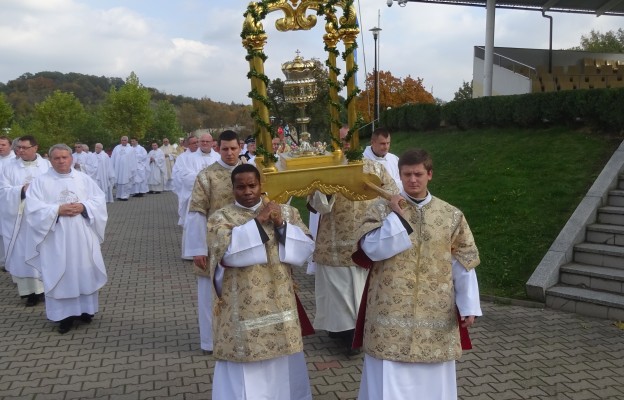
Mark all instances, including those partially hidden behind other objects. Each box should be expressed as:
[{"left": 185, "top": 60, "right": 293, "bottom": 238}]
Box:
[{"left": 1, "top": 191, "right": 623, "bottom": 399}]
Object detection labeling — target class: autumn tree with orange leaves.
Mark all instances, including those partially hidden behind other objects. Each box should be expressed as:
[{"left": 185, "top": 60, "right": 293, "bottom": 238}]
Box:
[{"left": 357, "top": 70, "right": 435, "bottom": 123}]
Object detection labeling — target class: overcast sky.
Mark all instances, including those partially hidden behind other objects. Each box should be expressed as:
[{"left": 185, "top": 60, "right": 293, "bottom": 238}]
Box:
[{"left": 1, "top": 0, "right": 622, "bottom": 104}]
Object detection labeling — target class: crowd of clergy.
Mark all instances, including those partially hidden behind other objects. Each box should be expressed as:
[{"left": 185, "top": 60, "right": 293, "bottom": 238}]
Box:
[{"left": 0, "top": 127, "right": 482, "bottom": 400}]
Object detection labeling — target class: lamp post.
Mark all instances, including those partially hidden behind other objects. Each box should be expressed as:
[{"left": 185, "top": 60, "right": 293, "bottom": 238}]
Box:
[{"left": 370, "top": 27, "right": 381, "bottom": 131}]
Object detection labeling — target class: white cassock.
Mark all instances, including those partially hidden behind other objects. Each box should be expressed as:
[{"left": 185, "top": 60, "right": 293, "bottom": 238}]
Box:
[
  {"left": 24, "top": 168, "right": 108, "bottom": 322},
  {"left": 0, "top": 155, "right": 50, "bottom": 295},
  {"left": 91, "top": 151, "right": 115, "bottom": 203},
  {"left": 212, "top": 203, "right": 314, "bottom": 400},
  {"left": 363, "top": 146, "right": 402, "bottom": 192},
  {"left": 147, "top": 148, "right": 166, "bottom": 192},
  {"left": 0, "top": 150, "right": 16, "bottom": 267},
  {"left": 357, "top": 207, "right": 482, "bottom": 400},
  {"left": 72, "top": 151, "right": 88, "bottom": 172},
  {"left": 111, "top": 144, "right": 137, "bottom": 200},
  {"left": 132, "top": 144, "right": 149, "bottom": 195},
  {"left": 161, "top": 144, "right": 176, "bottom": 191}
]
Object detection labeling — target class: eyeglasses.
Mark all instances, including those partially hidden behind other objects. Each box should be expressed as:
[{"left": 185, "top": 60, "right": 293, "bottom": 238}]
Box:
[{"left": 16, "top": 145, "right": 34, "bottom": 150}]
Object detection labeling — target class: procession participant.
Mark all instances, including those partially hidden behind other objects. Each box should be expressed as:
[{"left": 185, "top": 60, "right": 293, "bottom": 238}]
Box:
[
  {"left": 352, "top": 148, "right": 481, "bottom": 400},
  {"left": 24, "top": 144, "right": 108, "bottom": 334},
  {"left": 110, "top": 136, "right": 137, "bottom": 201},
  {"left": 171, "top": 135, "right": 200, "bottom": 260},
  {"left": 147, "top": 142, "right": 166, "bottom": 194},
  {"left": 191, "top": 133, "right": 219, "bottom": 170},
  {"left": 91, "top": 143, "right": 115, "bottom": 203},
  {"left": 72, "top": 142, "right": 88, "bottom": 172},
  {"left": 0, "top": 135, "right": 50, "bottom": 305},
  {"left": 0, "top": 135, "right": 15, "bottom": 269},
  {"left": 239, "top": 136, "right": 256, "bottom": 166},
  {"left": 130, "top": 138, "right": 149, "bottom": 197},
  {"left": 160, "top": 137, "right": 176, "bottom": 191},
  {"left": 185, "top": 130, "right": 241, "bottom": 353},
  {"left": 208, "top": 163, "right": 315, "bottom": 400},
  {"left": 308, "top": 153, "right": 399, "bottom": 348},
  {"left": 363, "top": 127, "right": 402, "bottom": 191}
]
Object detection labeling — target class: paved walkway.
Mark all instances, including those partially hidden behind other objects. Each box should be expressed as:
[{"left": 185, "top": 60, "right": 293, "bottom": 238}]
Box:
[{"left": 1, "top": 191, "right": 623, "bottom": 399}]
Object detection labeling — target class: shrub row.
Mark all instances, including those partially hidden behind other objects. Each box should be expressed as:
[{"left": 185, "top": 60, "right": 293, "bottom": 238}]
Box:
[{"left": 378, "top": 88, "right": 624, "bottom": 133}]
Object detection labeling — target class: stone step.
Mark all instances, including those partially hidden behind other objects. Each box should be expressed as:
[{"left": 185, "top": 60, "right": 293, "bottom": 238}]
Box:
[
  {"left": 560, "top": 262, "right": 624, "bottom": 294},
  {"left": 546, "top": 285, "right": 624, "bottom": 320},
  {"left": 608, "top": 189, "right": 624, "bottom": 207},
  {"left": 597, "top": 206, "right": 624, "bottom": 225},
  {"left": 586, "top": 223, "right": 624, "bottom": 246},
  {"left": 573, "top": 242, "right": 624, "bottom": 269}
]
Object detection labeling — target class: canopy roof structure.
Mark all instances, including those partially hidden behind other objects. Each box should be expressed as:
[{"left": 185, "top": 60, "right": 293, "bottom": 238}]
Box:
[{"left": 397, "top": 1, "right": 624, "bottom": 17}]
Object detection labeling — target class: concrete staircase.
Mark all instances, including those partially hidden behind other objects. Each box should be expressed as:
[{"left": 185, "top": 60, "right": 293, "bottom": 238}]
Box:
[{"left": 545, "top": 175, "right": 624, "bottom": 321}]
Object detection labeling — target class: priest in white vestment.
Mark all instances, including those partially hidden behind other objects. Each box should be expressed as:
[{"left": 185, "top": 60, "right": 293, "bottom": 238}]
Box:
[
  {"left": 363, "top": 127, "right": 402, "bottom": 192},
  {"left": 171, "top": 136, "right": 199, "bottom": 228},
  {"left": 0, "top": 135, "right": 50, "bottom": 306},
  {"left": 185, "top": 130, "right": 241, "bottom": 352},
  {"left": 160, "top": 138, "right": 175, "bottom": 191},
  {"left": 71, "top": 143, "right": 88, "bottom": 172},
  {"left": 110, "top": 136, "right": 137, "bottom": 201},
  {"left": 91, "top": 143, "right": 115, "bottom": 203},
  {"left": 147, "top": 142, "right": 166, "bottom": 193},
  {"left": 24, "top": 144, "right": 108, "bottom": 334},
  {"left": 352, "top": 148, "right": 481, "bottom": 400},
  {"left": 208, "top": 163, "right": 315, "bottom": 400},
  {"left": 130, "top": 138, "right": 149, "bottom": 197},
  {"left": 0, "top": 135, "right": 16, "bottom": 269}
]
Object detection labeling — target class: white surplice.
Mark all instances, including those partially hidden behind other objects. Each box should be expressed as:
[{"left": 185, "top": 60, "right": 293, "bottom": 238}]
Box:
[
  {"left": 0, "top": 155, "right": 50, "bottom": 295},
  {"left": 91, "top": 151, "right": 115, "bottom": 203},
  {"left": 71, "top": 151, "right": 88, "bottom": 172},
  {"left": 24, "top": 168, "right": 108, "bottom": 322},
  {"left": 131, "top": 144, "right": 149, "bottom": 195},
  {"left": 147, "top": 148, "right": 166, "bottom": 192},
  {"left": 111, "top": 144, "right": 137, "bottom": 200},
  {"left": 171, "top": 149, "right": 199, "bottom": 226},
  {"left": 0, "top": 150, "right": 16, "bottom": 267},
  {"left": 212, "top": 201, "right": 314, "bottom": 400},
  {"left": 357, "top": 194, "right": 482, "bottom": 400}
]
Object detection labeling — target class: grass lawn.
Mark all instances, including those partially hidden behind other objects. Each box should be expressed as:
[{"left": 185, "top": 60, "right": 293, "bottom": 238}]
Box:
[{"left": 293, "top": 127, "right": 622, "bottom": 299}]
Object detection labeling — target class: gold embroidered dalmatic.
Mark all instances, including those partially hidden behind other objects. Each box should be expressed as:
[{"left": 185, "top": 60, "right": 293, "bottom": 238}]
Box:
[
  {"left": 188, "top": 162, "right": 235, "bottom": 277},
  {"left": 358, "top": 196, "right": 480, "bottom": 363},
  {"left": 312, "top": 159, "right": 399, "bottom": 267},
  {"left": 207, "top": 204, "right": 309, "bottom": 362}
]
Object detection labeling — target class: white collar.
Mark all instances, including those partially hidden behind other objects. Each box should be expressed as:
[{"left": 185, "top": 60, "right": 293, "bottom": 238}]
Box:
[{"left": 234, "top": 200, "right": 262, "bottom": 211}]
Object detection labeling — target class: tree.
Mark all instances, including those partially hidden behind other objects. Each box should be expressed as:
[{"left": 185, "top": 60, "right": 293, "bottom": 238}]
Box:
[
  {"left": 148, "top": 100, "right": 183, "bottom": 143},
  {"left": 453, "top": 81, "right": 473, "bottom": 101},
  {"left": 356, "top": 70, "right": 435, "bottom": 123},
  {"left": 571, "top": 29, "right": 624, "bottom": 53},
  {"left": 0, "top": 93, "right": 14, "bottom": 129},
  {"left": 102, "top": 72, "right": 152, "bottom": 140},
  {"left": 31, "top": 90, "right": 87, "bottom": 152}
]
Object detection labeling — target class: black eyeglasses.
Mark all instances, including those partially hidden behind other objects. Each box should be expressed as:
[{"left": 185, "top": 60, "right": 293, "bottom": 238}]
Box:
[{"left": 16, "top": 145, "right": 34, "bottom": 150}]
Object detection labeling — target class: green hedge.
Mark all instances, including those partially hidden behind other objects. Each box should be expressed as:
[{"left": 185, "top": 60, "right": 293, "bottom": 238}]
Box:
[{"left": 379, "top": 88, "right": 624, "bottom": 133}]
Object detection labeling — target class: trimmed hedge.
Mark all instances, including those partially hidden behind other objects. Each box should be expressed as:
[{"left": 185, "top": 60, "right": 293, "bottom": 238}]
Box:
[{"left": 380, "top": 88, "right": 624, "bottom": 133}]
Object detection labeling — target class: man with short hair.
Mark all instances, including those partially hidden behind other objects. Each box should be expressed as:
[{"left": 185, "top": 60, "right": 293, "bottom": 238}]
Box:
[
  {"left": 24, "top": 144, "right": 108, "bottom": 334},
  {"left": 353, "top": 148, "right": 481, "bottom": 400},
  {"left": 147, "top": 142, "right": 166, "bottom": 194},
  {"left": 240, "top": 136, "right": 256, "bottom": 166},
  {"left": 72, "top": 142, "right": 88, "bottom": 172},
  {"left": 0, "top": 135, "right": 15, "bottom": 269},
  {"left": 110, "top": 136, "right": 138, "bottom": 201},
  {"left": 91, "top": 143, "right": 115, "bottom": 203},
  {"left": 130, "top": 138, "right": 149, "bottom": 197},
  {"left": 185, "top": 130, "right": 241, "bottom": 353},
  {"left": 192, "top": 133, "right": 219, "bottom": 170},
  {"left": 0, "top": 135, "right": 50, "bottom": 305},
  {"left": 161, "top": 138, "right": 175, "bottom": 191},
  {"left": 208, "top": 163, "right": 315, "bottom": 399},
  {"left": 363, "top": 127, "right": 402, "bottom": 191}
]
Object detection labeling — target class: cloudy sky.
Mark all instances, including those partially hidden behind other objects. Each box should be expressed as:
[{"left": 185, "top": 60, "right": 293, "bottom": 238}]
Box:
[{"left": 1, "top": 0, "right": 622, "bottom": 104}]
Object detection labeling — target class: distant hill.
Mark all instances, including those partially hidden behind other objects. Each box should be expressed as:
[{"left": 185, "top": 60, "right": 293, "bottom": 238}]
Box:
[{"left": 0, "top": 71, "right": 253, "bottom": 133}]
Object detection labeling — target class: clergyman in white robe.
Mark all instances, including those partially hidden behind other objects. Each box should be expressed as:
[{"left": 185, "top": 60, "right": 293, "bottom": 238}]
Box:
[
  {"left": 160, "top": 139, "right": 175, "bottom": 191},
  {"left": 110, "top": 138, "right": 137, "bottom": 200},
  {"left": 0, "top": 153, "right": 50, "bottom": 300},
  {"left": 147, "top": 146, "right": 166, "bottom": 193},
  {"left": 91, "top": 145, "right": 115, "bottom": 203},
  {"left": 24, "top": 160, "right": 108, "bottom": 329},
  {"left": 0, "top": 143, "right": 16, "bottom": 268},
  {"left": 131, "top": 141, "right": 149, "bottom": 196}
]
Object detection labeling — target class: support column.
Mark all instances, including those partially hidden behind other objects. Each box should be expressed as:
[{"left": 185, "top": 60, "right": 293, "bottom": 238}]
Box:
[{"left": 483, "top": 0, "right": 495, "bottom": 97}]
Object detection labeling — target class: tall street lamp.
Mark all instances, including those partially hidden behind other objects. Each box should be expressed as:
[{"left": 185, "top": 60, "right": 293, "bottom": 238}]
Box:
[{"left": 370, "top": 27, "right": 381, "bottom": 131}]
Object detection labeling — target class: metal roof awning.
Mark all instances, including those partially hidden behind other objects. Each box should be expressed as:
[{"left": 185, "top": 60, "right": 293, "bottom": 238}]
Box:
[{"left": 398, "top": 0, "right": 624, "bottom": 17}]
